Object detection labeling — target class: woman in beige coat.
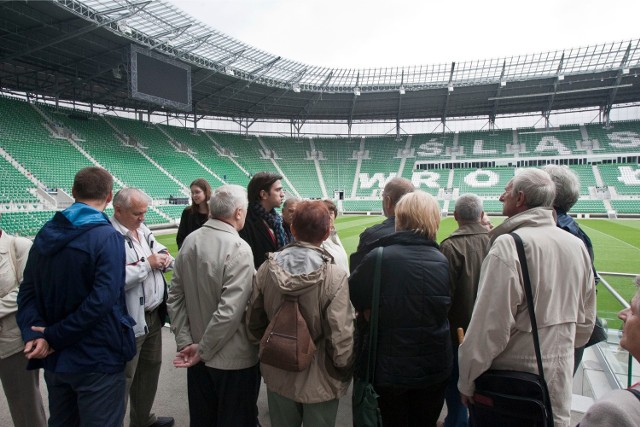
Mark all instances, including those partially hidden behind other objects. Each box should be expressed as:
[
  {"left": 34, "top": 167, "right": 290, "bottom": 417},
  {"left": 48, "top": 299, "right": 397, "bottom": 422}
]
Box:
[
  {"left": 0, "top": 228, "right": 46, "bottom": 427},
  {"left": 246, "top": 200, "right": 355, "bottom": 427}
]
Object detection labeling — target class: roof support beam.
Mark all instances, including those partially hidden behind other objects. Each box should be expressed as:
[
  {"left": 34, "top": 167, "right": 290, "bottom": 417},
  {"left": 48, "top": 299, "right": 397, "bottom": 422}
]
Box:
[
  {"left": 0, "top": 1, "right": 149, "bottom": 62},
  {"left": 543, "top": 53, "right": 565, "bottom": 128},
  {"left": 242, "top": 69, "right": 309, "bottom": 116},
  {"left": 295, "top": 72, "right": 334, "bottom": 121},
  {"left": 215, "top": 57, "right": 282, "bottom": 108},
  {"left": 441, "top": 62, "right": 456, "bottom": 130},
  {"left": 489, "top": 61, "right": 507, "bottom": 124},
  {"left": 603, "top": 42, "right": 632, "bottom": 126},
  {"left": 347, "top": 72, "right": 360, "bottom": 135},
  {"left": 232, "top": 117, "right": 257, "bottom": 136},
  {"left": 396, "top": 70, "right": 404, "bottom": 139}
]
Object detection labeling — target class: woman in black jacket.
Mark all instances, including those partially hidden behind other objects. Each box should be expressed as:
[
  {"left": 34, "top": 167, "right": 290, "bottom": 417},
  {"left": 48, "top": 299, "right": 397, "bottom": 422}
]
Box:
[
  {"left": 350, "top": 190, "right": 452, "bottom": 427},
  {"left": 176, "top": 178, "right": 211, "bottom": 249}
]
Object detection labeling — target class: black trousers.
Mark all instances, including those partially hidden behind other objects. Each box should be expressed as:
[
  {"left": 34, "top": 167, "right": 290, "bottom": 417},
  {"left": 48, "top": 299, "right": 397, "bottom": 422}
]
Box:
[
  {"left": 187, "top": 362, "right": 260, "bottom": 427},
  {"left": 376, "top": 379, "right": 449, "bottom": 427}
]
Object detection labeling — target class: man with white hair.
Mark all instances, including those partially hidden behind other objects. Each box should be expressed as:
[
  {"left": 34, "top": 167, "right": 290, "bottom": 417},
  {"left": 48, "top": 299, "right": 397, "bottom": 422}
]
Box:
[
  {"left": 111, "top": 188, "right": 175, "bottom": 427},
  {"left": 458, "top": 168, "right": 596, "bottom": 427},
  {"left": 168, "top": 184, "right": 260, "bottom": 427},
  {"left": 543, "top": 164, "right": 603, "bottom": 373},
  {"left": 440, "top": 194, "right": 491, "bottom": 427}
]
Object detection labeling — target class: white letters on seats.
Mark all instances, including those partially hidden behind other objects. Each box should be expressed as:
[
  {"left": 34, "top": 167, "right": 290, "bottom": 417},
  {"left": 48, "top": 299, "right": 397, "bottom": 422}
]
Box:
[
  {"left": 535, "top": 136, "right": 571, "bottom": 155},
  {"left": 473, "top": 140, "right": 497, "bottom": 155},
  {"left": 416, "top": 139, "right": 443, "bottom": 156},
  {"left": 618, "top": 166, "right": 640, "bottom": 185},
  {"left": 411, "top": 171, "right": 441, "bottom": 189},
  {"left": 359, "top": 173, "right": 396, "bottom": 189},
  {"left": 608, "top": 132, "right": 640, "bottom": 149},
  {"left": 464, "top": 170, "right": 499, "bottom": 188}
]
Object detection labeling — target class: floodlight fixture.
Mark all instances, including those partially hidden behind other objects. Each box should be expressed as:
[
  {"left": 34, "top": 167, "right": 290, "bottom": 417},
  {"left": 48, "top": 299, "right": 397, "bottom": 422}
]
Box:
[
  {"left": 225, "top": 67, "right": 235, "bottom": 76},
  {"left": 292, "top": 83, "right": 301, "bottom": 93},
  {"left": 500, "top": 80, "right": 507, "bottom": 87},
  {"left": 399, "top": 86, "right": 406, "bottom": 95},
  {"left": 623, "top": 68, "right": 630, "bottom": 75},
  {"left": 558, "top": 74, "right": 565, "bottom": 81},
  {"left": 448, "top": 85, "right": 454, "bottom": 92},
  {"left": 118, "top": 20, "right": 133, "bottom": 35},
  {"left": 354, "top": 87, "right": 361, "bottom": 96}
]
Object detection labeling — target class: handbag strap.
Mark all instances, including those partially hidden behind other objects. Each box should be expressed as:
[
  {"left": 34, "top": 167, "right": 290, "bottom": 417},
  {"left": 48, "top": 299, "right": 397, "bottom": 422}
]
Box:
[
  {"left": 509, "top": 232, "right": 546, "bottom": 382},
  {"left": 365, "top": 246, "right": 384, "bottom": 383},
  {"left": 627, "top": 388, "right": 640, "bottom": 402}
]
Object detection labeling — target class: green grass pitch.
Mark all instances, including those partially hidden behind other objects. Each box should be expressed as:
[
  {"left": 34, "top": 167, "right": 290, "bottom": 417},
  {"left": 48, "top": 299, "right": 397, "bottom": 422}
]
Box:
[{"left": 156, "top": 216, "right": 640, "bottom": 330}]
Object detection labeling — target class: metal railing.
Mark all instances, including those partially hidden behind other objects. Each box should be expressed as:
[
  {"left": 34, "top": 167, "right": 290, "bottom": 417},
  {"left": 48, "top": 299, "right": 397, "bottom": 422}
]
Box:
[{"left": 596, "top": 273, "right": 636, "bottom": 389}]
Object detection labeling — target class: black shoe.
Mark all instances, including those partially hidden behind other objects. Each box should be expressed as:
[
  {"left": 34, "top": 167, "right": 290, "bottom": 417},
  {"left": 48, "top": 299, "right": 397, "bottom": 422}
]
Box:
[{"left": 149, "top": 417, "right": 175, "bottom": 427}]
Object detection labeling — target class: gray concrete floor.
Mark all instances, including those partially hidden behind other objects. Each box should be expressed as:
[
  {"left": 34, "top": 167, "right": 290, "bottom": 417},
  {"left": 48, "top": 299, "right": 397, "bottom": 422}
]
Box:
[
  {"left": 0, "top": 326, "right": 355, "bottom": 427},
  {"left": 2, "top": 326, "right": 584, "bottom": 426},
  {"left": 5, "top": 327, "right": 582, "bottom": 427}
]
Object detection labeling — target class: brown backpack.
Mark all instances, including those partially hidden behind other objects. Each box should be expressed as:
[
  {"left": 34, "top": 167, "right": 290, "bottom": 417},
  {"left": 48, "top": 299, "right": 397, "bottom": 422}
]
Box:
[{"left": 259, "top": 295, "right": 317, "bottom": 372}]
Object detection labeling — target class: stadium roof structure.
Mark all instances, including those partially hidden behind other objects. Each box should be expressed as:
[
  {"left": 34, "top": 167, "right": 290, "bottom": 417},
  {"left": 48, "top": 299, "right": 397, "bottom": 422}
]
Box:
[{"left": 2, "top": 0, "right": 640, "bottom": 127}]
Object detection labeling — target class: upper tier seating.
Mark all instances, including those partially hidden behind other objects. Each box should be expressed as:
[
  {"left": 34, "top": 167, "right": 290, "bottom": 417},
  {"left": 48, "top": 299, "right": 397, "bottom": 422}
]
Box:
[
  {"left": 1, "top": 95, "right": 638, "bottom": 235},
  {"left": 598, "top": 164, "right": 640, "bottom": 195},
  {"left": 0, "top": 98, "right": 92, "bottom": 192},
  {"left": 0, "top": 156, "right": 39, "bottom": 203},
  {"left": 260, "top": 136, "right": 323, "bottom": 199}
]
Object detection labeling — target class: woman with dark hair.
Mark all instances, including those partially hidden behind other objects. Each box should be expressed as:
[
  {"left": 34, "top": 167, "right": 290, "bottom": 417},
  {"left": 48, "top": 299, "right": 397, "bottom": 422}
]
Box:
[
  {"left": 349, "top": 191, "right": 452, "bottom": 427},
  {"left": 246, "top": 200, "right": 355, "bottom": 427},
  {"left": 177, "top": 178, "right": 212, "bottom": 249}
]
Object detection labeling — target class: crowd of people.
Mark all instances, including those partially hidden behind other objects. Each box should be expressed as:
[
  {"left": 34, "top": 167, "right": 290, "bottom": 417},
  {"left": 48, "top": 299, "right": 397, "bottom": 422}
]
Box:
[{"left": 1, "top": 165, "right": 637, "bottom": 427}]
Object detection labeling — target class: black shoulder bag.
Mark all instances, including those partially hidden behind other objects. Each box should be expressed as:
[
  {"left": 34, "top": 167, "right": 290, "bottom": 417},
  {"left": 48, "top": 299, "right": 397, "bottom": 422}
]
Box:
[
  {"left": 470, "top": 232, "right": 554, "bottom": 427},
  {"left": 352, "top": 247, "right": 384, "bottom": 427}
]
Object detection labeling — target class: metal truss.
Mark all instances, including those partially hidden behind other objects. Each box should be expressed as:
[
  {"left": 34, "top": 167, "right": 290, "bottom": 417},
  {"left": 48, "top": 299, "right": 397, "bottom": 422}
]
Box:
[{"left": 53, "top": 0, "right": 640, "bottom": 95}]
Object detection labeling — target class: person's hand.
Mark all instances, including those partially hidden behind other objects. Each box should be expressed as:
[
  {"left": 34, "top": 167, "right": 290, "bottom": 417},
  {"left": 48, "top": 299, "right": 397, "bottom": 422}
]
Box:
[
  {"left": 160, "top": 251, "right": 173, "bottom": 269},
  {"left": 173, "top": 344, "right": 201, "bottom": 368},
  {"left": 148, "top": 253, "right": 169, "bottom": 270},
  {"left": 460, "top": 393, "right": 474, "bottom": 408},
  {"left": 24, "top": 327, "right": 54, "bottom": 359}
]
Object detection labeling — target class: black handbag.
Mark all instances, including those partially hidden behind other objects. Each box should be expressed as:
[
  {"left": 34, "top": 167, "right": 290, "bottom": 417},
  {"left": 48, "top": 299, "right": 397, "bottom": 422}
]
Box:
[
  {"left": 353, "top": 247, "right": 384, "bottom": 427},
  {"left": 470, "top": 233, "right": 554, "bottom": 427}
]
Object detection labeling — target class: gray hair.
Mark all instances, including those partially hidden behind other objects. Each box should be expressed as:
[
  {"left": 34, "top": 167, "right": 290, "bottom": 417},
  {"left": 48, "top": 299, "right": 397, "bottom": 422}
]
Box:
[
  {"left": 455, "top": 194, "right": 484, "bottom": 222},
  {"left": 509, "top": 168, "right": 556, "bottom": 209},
  {"left": 542, "top": 165, "right": 580, "bottom": 213},
  {"left": 209, "top": 184, "right": 248, "bottom": 219},
  {"left": 113, "top": 187, "right": 151, "bottom": 208},
  {"left": 283, "top": 197, "right": 300, "bottom": 209}
]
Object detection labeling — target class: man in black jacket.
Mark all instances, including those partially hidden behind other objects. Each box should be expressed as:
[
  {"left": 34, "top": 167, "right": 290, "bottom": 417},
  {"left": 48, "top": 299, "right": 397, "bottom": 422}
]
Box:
[
  {"left": 240, "top": 172, "right": 288, "bottom": 270},
  {"left": 349, "top": 177, "right": 414, "bottom": 272}
]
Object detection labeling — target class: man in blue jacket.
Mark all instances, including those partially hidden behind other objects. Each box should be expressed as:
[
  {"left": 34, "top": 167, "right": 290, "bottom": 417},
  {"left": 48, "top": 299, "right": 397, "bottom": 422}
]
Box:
[{"left": 17, "top": 166, "right": 136, "bottom": 427}]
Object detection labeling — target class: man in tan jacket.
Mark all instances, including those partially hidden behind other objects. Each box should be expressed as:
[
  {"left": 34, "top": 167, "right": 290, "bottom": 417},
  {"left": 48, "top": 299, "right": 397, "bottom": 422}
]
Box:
[
  {"left": 168, "top": 184, "right": 259, "bottom": 427},
  {"left": 458, "top": 168, "right": 596, "bottom": 427}
]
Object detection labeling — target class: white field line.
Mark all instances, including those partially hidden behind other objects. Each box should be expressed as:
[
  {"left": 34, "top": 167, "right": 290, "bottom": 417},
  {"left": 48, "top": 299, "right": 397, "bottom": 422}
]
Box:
[{"left": 579, "top": 223, "right": 640, "bottom": 252}]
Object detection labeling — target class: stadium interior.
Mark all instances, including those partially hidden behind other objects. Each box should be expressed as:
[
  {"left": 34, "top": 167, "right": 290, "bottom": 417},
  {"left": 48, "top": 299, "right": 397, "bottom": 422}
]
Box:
[
  {"left": 0, "top": 93, "right": 639, "bottom": 236},
  {"left": 1, "top": 0, "right": 639, "bottom": 424}
]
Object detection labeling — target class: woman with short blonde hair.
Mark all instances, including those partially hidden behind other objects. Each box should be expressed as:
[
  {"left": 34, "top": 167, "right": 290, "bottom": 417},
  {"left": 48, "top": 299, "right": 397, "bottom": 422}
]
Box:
[
  {"left": 350, "top": 190, "right": 451, "bottom": 426},
  {"left": 395, "top": 191, "right": 441, "bottom": 240}
]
